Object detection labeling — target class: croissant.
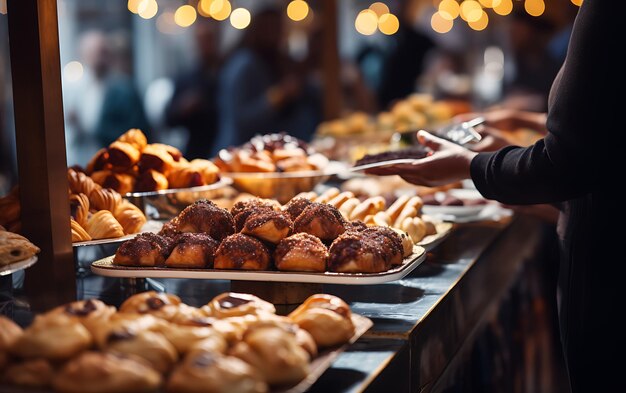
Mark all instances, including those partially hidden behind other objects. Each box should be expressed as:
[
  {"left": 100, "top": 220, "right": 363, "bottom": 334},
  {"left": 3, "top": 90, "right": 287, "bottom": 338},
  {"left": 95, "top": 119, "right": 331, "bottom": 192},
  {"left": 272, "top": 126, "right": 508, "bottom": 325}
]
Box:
[
  {"left": 116, "top": 128, "right": 148, "bottom": 151},
  {"left": 134, "top": 170, "right": 168, "bottom": 193},
  {"left": 114, "top": 201, "right": 147, "bottom": 234},
  {"left": 70, "top": 218, "right": 91, "bottom": 242},
  {"left": 166, "top": 166, "right": 203, "bottom": 189},
  {"left": 70, "top": 193, "right": 90, "bottom": 228},
  {"left": 151, "top": 143, "right": 182, "bottom": 162},
  {"left": 91, "top": 171, "right": 135, "bottom": 195},
  {"left": 85, "top": 148, "right": 110, "bottom": 174},
  {"left": 89, "top": 188, "right": 122, "bottom": 212},
  {"left": 138, "top": 145, "right": 175, "bottom": 174},
  {"left": 67, "top": 168, "right": 100, "bottom": 197},
  {"left": 84, "top": 211, "right": 125, "bottom": 239},
  {"left": 108, "top": 141, "right": 141, "bottom": 171}
]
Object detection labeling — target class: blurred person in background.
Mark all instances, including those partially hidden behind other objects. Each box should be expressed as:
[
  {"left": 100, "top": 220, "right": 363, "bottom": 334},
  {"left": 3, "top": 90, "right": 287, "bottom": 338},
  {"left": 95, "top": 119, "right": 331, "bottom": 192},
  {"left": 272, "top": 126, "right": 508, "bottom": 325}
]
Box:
[
  {"left": 215, "top": 7, "right": 318, "bottom": 151},
  {"left": 165, "top": 19, "right": 221, "bottom": 159},
  {"left": 377, "top": 0, "right": 435, "bottom": 108},
  {"left": 500, "top": 10, "right": 562, "bottom": 112},
  {"left": 64, "top": 30, "right": 149, "bottom": 165},
  {"left": 304, "top": 25, "right": 377, "bottom": 115}
]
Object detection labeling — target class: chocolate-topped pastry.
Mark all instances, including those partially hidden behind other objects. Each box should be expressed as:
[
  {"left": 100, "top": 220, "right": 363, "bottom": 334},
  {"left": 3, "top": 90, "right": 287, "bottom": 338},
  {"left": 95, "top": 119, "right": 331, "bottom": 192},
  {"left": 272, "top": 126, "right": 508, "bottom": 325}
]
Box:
[
  {"left": 328, "top": 232, "right": 389, "bottom": 273},
  {"left": 293, "top": 203, "right": 346, "bottom": 242},
  {"left": 119, "top": 291, "right": 182, "bottom": 321},
  {"left": 282, "top": 197, "right": 313, "bottom": 221},
  {"left": 345, "top": 220, "right": 368, "bottom": 232},
  {"left": 104, "top": 330, "right": 178, "bottom": 373},
  {"left": 53, "top": 352, "right": 162, "bottom": 393},
  {"left": 230, "top": 324, "right": 310, "bottom": 386},
  {"left": 113, "top": 233, "right": 173, "bottom": 267},
  {"left": 213, "top": 234, "right": 271, "bottom": 271},
  {"left": 231, "top": 198, "right": 281, "bottom": 232},
  {"left": 44, "top": 299, "right": 116, "bottom": 337},
  {"left": 354, "top": 146, "right": 430, "bottom": 167},
  {"left": 165, "top": 233, "right": 218, "bottom": 268},
  {"left": 241, "top": 210, "right": 293, "bottom": 244},
  {"left": 167, "top": 351, "right": 268, "bottom": 393},
  {"left": 288, "top": 294, "right": 355, "bottom": 348},
  {"left": 207, "top": 292, "right": 275, "bottom": 318},
  {"left": 176, "top": 200, "right": 235, "bottom": 241},
  {"left": 360, "top": 227, "right": 404, "bottom": 265},
  {"left": 274, "top": 233, "right": 328, "bottom": 272},
  {"left": 230, "top": 198, "right": 281, "bottom": 219}
]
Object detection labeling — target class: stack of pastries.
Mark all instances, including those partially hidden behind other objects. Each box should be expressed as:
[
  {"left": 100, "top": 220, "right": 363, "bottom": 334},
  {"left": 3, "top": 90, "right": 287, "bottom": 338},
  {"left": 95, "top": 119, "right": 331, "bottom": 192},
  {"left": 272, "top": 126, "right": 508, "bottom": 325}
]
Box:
[
  {"left": 0, "top": 170, "right": 147, "bottom": 243},
  {"left": 0, "top": 292, "right": 357, "bottom": 392},
  {"left": 68, "top": 168, "right": 146, "bottom": 242},
  {"left": 85, "top": 129, "right": 220, "bottom": 194},
  {"left": 213, "top": 133, "right": 328, "bottom": 174},
  {"left": 114, "top": 194, "right": 417, "bottom": 273},
  {"left": 294, "top": 187, "right": 439, "bottom": 244}
]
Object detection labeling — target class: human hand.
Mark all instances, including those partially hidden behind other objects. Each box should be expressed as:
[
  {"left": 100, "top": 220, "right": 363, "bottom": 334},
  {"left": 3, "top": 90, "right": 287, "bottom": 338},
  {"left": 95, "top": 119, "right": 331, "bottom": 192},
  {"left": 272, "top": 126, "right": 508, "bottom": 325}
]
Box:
[
  {"left": 267, "top": 76, "right": 302, "bottom": 109},
  {"left": 365, "top": 131, "right": 478, "bottom": 187}
]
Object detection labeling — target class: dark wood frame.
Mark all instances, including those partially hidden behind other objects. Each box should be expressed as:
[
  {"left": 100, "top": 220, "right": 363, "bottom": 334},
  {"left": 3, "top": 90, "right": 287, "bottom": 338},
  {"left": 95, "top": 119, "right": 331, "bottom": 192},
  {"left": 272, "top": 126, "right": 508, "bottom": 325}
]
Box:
[{"left": 7, "top": 0, "right": 75, "bottom": 310}]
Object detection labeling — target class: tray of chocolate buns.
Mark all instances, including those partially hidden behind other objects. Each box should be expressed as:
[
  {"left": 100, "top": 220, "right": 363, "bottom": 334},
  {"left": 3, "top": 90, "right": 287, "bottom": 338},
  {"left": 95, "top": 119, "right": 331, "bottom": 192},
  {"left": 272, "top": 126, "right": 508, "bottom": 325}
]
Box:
[
  {"left": 91, "top": 196, "right": 430, "bottom": 285},
  {"left": 0, "top": 292, "right": 372, "bottom": 393}
]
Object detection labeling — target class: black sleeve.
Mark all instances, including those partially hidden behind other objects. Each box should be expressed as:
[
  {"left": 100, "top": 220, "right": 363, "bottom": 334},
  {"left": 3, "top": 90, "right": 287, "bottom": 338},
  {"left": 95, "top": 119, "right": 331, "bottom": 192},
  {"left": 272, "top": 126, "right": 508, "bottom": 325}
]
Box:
[{"left": 470, "top": 0, "right": 620, "bottom": 205}]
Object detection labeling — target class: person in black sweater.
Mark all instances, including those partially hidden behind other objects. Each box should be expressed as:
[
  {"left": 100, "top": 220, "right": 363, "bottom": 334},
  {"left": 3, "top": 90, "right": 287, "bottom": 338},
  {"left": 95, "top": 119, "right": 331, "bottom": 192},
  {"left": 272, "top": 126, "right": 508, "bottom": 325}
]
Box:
[
  {"left": 368, "top": 1, "right": 622, "bottom": 391},
  {"left": 165, "top": 19, "right": 220, "bottom": 159}
]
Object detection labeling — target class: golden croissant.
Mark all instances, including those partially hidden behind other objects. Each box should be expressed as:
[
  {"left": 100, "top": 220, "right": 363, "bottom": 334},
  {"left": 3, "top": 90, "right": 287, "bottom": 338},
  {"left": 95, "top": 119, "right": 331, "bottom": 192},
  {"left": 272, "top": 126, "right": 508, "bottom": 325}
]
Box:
[
  {"left": 70, "top": 193, "right": 90, "bottom": 228},
  {"left": 89, "top": 188, "right": 122, "bottom": 212},
  {"left": 116, "top": 128, "right": 148, "bottom": 151},
  {"left": 70, "top": 218, "right": 91, "bottom": 242},
  {"left": 114, "top": 201, "right": 147, "bottom": 234},
  {"left": 67, "top": 168, "right": 100, "bottom": 197},
  {"left": 85, "top": 211, "right": 125, "bottom": 240}
]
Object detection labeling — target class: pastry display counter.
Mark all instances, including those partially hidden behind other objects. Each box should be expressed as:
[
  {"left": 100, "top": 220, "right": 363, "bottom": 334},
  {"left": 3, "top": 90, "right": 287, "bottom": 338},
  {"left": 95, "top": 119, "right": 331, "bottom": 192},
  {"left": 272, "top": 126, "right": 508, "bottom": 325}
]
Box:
[{"left": 1, "top": 214, "right": 543, "bottom": 392}]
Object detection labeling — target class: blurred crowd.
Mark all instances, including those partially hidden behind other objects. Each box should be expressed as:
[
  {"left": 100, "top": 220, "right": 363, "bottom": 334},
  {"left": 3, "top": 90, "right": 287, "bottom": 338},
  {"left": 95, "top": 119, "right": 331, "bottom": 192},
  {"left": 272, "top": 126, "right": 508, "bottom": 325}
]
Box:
[{"left": 0, "top": 0, "right": 579, "bottom": 190}]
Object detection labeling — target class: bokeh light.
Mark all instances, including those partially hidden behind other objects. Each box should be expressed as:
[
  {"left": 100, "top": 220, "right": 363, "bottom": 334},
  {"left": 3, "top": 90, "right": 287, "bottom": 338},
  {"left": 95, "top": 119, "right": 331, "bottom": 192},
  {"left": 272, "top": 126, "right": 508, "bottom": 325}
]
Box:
[
  {"left": 287, "top": 0, "right": 309, "bottom": 21},
  {"left": 571, "top": 0, "right": 583, "bottom": 6},
  {"left": 468, "top": 10, "right": 489, "bottom": 30},
  {"left": 63, "top": 61, "right": 84, "bottom": 82},
  {"left": 174, "top": 5, "right": 197, "bottom": 27},
  {"left": 355, "top": 9, "right": 378, "bottom": 36},
  {"left": 438, "top": 0, "right": 460, "bottom": 20},
  {"left": 138, "top": 0, "right": 158, "bottom": 19},
  {"left": 230, "top": 7, "right": 251, "bottom": 29},
  {"left": 378, "top": 13, "right": 399, "bottom": 35},
  {"left": 198, "top": 0, "right": 211, "bottom": 17},
  {"left": 525, "top": 0, "right": 545, "bottom": 16},
  {"left": 369, "top": 2, "right": 390, "bottom": 17},
  {"left": 460, "top": 1, "right": 483, "bottom": 23},
  {"left": 210, "top": 0, "right": 231, "bottom": 21},
  {"left": 431, "top": 11, "right": 454, "bottom": 34},
  {"left": 127, "top": 0, "right": 141, "bottom": 14},
  {"left": 493, "top": 0, "right": 513, "bottom": 15}
]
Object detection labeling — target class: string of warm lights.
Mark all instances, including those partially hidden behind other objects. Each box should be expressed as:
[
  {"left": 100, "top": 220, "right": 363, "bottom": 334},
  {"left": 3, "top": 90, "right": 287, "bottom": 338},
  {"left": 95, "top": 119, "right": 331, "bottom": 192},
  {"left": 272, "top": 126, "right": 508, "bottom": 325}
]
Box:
[
  {"left": 127, "top": 0, "right": 313, "bottom": 32},
  {"left": 430, "top": 0, "right": 583, "bottom": 33},
  {"left": 355, "top": 2, "right": 400, "bottom": 36}
]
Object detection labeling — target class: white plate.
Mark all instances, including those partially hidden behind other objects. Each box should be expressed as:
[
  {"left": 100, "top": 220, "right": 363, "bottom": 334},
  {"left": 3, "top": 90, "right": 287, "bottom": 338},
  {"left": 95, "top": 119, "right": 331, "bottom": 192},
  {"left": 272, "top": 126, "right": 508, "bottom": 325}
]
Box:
[
  {"left": 73, "top": 221, "right": 163, "bottom": 247},
  {"left": 0, "top": 256, "right": 38, "bottom": 276},
  {"left": 91, "top": 246, "right": 426, "bottom": 285}
]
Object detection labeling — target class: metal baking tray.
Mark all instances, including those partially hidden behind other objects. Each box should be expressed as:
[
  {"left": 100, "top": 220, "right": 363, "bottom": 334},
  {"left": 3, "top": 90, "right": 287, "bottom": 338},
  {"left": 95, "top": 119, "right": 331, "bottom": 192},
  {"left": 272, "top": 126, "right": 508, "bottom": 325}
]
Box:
[
  {"left": 124, "top": 177, "right": 234, "bottom": 220},
  {"left": 91, "top": 246, "right": 427, "bottom": 285},
  {"left": 0, "top": 256, "right": 38, "bottom": 277}
]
